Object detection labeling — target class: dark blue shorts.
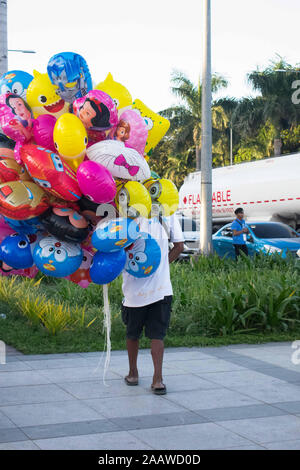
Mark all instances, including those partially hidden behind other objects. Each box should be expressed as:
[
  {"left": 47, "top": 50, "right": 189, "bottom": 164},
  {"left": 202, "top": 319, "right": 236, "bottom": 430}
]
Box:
[{"left": 121, "top": 296, "right": 172, "bottom": 340}]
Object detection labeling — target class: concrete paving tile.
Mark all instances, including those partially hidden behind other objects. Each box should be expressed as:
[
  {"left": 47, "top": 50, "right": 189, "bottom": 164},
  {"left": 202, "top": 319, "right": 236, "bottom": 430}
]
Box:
[
  {"left": 218, "top": 444, "right": 266, "bottom": 450},
  {"left": 18, "top": 353, "right": 83, "bottom": 362},
  {"left": 111, "top": 411, "right": 208, "bottom": 431},
  {"left": 0, "top": 361, "right": 34, "bottom": 372},
  {"left": 0, "top": 370, "right": 52, "bottom": 387},
  {"left": 217, "top": 415, "right": 300, "bottom": 444},
  {"left": 0, "top": 427, "right": 28, "bottom": 443},
  {"left": 264, "top": 439, "right": 300, "bottom": 450},
  {"left": 195, "top": 404, "right": 287, "bottom": 422},
  {"left": 0, "top": 440, "right": 40, "bottom": 450},
  {"left": 231, "top": 381, "right": 300, "bottom": 404},
  {"left": 163, "top": 351, "right": 213, "bottom": 362},
  {"left": 272, "top": 401, "right": 300, "bottom": 414},
  {"left": 1, "top": 400, "right": 105, "bottom": 427},
  {"left": 175, "top": 358, "right": 246, "bottom": 374},
  {"left": 22, "top": 357, "right": 103, "bottom": 370},
  {"left": 0, "top": 384, "right": 74, "bottom": 405},
  {"left": 22, "top": 419, "right": 120, "bottom": 440},
  {"left": 128, "top": 422, "right": 252, "bottom": 450},
  {"left": 139, "top": 374, "right": 222, "bottom": 393},
  {"left": 59, "top": 378, "right": 149, "bottom": 399},
  {"left": 84, "top": 395, "right": 185, "bottom": 419},
  {"left": 0, "top": 410, "right": 16, "bottom": 430},
  {"left": 34, "top": 431, "right": 153, "bottom": 450},
  {"left": 107, "top": 362, "right": 190, "bottom": 378},
  {"left": 198, "top": 369, "right": 286, "bottom": 389},
  {"left": 164, "top": 388, "right": 261, "bottom": 411},
  {"left": 37, "top": 366, "right": 121, "bottom": 383}
]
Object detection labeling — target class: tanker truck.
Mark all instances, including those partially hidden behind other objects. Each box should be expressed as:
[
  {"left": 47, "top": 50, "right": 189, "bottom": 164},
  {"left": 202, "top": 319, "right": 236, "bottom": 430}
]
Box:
[{"left": 178, "top": 152, "right": 300, "bottom": 233}]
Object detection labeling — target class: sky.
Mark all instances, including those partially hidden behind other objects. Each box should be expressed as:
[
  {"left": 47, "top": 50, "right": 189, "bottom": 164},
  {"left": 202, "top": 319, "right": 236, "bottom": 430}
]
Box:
[{"left": 7, "top": 0, "right": 300, "bottom": 112}]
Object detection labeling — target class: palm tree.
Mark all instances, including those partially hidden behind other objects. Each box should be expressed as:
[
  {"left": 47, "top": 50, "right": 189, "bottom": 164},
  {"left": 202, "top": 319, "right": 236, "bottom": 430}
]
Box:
[
  {"left": 159, "top": 71, "right": 229, "bottom": 170},
  {"left": 246, "top": 57, "right": 300, "bottom": 155}
]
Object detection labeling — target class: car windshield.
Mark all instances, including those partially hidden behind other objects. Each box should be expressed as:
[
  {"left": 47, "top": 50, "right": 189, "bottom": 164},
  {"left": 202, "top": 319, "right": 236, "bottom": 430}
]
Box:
[
  {"left": 249, "top": 223, "right": 300, "bottom": 239},
  {"left": 179, "top": 217, "right": 200, "bottom": 232}
]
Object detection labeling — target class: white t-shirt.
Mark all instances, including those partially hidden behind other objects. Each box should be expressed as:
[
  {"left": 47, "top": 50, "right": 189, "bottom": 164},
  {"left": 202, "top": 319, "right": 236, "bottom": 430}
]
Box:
[{"left": 122, "top": 214, "right": 184, "bottom": 307}]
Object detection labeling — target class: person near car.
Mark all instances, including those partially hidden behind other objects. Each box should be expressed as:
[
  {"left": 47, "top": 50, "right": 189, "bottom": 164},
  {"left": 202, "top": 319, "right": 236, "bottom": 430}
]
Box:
[
  {"left": 231, "top": 207, "right": 249, "bottom": 259},
  {"left": 121, "top": 213, "right": 184, "bottom": 395}
]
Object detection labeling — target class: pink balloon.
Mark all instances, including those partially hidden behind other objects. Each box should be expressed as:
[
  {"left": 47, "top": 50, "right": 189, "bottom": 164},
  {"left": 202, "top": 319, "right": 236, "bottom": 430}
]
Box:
[
  {"left": 32, "top": 114, "right": 56, "bottom": 151},
  {"left": 0, "top": 93, "right": 33, "bottom": 145},
  {"left": 110, "top": 109, "right": 148, "bottom": 157},
  {"left": 77, "top": 160, "right": 116, "bottom": 204}
]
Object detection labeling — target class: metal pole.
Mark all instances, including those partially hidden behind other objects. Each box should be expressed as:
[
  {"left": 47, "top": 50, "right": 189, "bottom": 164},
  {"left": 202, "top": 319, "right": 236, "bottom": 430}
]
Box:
[
  {"left": 200, "top": 0, "right": 212, "bottom": 255},
  {"left": 230, "top": 126, "right": 233, "bottom": 165},
  {"left": 0, "top": 0, "right": 7, "bottom": 77}
]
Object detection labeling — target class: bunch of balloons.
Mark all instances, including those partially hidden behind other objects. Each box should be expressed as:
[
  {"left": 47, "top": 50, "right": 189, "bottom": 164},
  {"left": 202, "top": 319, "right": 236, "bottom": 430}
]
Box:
[{"left": 0, "top": 52, "right": 179, "bottom": 287}]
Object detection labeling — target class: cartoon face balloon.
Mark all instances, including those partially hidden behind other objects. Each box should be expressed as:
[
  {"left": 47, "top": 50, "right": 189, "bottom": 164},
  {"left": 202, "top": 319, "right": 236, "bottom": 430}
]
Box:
[
  {"left": 40, "top": 207, "right": 90, "bottom": 243},
  {"left": 0, "top": 93, "right": 33, "bottom": 144},
  {"left": 95, "top": 73, "right": 132, "bottom": 111},
  {"left": 0, "top": 180, "right": 49, "bottom": 220},
  {"left": 26, "top": 70, "right": 69, "bottom": 119},
  {"left": 115, "top": 180, "right": 152, "bottom": 219},
  {"left": 125, "top": 233, "right": 161, "bottom": 278},
  {"left": 20, "top": 144, "right": 82, "bottom": 202},
  {"left": 0, "top": 232, "right": 39, "bottom": 270},
  {"left": 67, "top": 249, "right": 92, "bottom": 288},
  {"left": 143, "top": 178, "right": 179, "bottom": 217},
  {"left": 92, "top": 217, "right": 140, "bottom": 253},
  {"left": 0, "top": 70, "right": 33, "bottom": 100},
  {"left": 33, "top": 235, "right": 83, "bottom": 277},
  {"left": 47, "top": 52, "right": 92, "bottom": 103},
  {"left": 0, "top": 133, "right": 15, "bottom": 159},
  {"left": 86, "top": 140, "right": 151, "bottom": 182},
  {"left": 132, "top": 99, "right": 170, "bottom": 157},
  {"left": 113, "top": 109, "right": 148, "bottom": 157},
  {"left": 0, "top": 157, "right": 30, "bottom": 183},
  {"left": 72, "top": 90, "right": 118, "bottom": 134}
]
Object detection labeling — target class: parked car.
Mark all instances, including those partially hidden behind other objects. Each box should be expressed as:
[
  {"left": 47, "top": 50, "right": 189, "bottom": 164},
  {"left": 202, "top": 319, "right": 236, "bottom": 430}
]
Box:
[
  {"left": 173, "top": 213, "right": 200, "bottom": 260},
  {"left": 212, "top": 221, "right": 300, "bottom": 259}
]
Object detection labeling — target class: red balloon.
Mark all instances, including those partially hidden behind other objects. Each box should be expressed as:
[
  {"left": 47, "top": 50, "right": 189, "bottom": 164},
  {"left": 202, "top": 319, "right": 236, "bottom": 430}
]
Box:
[{"left": 20, "top": 144, "right": 82, "bottom": 202}]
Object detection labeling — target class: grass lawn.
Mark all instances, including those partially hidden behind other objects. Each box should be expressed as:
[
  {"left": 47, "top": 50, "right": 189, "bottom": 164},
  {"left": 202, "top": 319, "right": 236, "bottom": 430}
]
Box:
[{"left": 0, "top": 254, "right": 300, "bottom": 355}]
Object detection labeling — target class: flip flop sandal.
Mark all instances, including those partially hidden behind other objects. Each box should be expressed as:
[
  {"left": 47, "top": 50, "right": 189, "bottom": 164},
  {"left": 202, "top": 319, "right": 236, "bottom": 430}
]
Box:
[
  {"left": 124, "top": 376, "right": 139, "bottom": 386},
  {"left": 151, "top": 384, "right": 167, "bottom": 395}
]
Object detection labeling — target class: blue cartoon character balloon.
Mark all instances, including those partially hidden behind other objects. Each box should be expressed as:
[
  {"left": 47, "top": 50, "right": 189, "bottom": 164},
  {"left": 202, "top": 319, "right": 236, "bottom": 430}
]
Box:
[
  {"left": 33, "top": 235, "right": 83, "bottom": 277},
  {"left": 125, "top": 232, "right": 161, "bottom": 278},
  {"left": 0, "top": 70, "right": 33, "bottom": 100},
  {"left": 47, "top": 52, "right": 92, "bottom": 103},
  {"left": 90, "top": 249, "right": 126, "bottom": 285},
  {"left": 92, "top": 217, "right": 140, "bottom": 253},
  {"left": 0, "top": 232, "right": 39, "bottom": 270}
]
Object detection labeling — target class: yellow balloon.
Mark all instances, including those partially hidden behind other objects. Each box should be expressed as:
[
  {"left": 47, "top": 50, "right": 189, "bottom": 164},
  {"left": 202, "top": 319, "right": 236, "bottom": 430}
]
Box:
[
  {"left": 26, "top": 70, "right": 69, "bottom": 119},
  {"left": 96, "top": 73, "right": 132, "bottom": 111},
  {"left": 144, "top": 178, "right": 179, "bottom": 217},
  {"left": 115, "top": 180, "right": 152, "bottom": 219},
  {"left": 53, "top": 113, "right": 87, "bottom": 171},
  {"left": 132, "top": 99, "right": 170, "bottom": 157}
]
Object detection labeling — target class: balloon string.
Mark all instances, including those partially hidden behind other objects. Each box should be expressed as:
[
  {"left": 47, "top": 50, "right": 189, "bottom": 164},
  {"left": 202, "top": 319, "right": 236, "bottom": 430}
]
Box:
[{"left": 102, "top": 283, "right": 111, "bottom": 386}]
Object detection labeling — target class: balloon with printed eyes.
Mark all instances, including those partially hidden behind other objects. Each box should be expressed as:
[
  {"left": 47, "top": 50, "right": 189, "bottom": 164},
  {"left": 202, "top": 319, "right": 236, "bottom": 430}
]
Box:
[
  {"left": 90, "top": 248, "right": 126, "bottom": 285},
  {"left": 67, "top": 249, "right": 92, "bottom": 288},
  {"left": 92, "top": 217, "right": 140, "bottom": 253},
  {"left": 143, "top": 178, "right": 179, "bottom": 217},
  {"left": 125, "top": 232, "right": 161, "bottom": 278},
  {"left": 47, "top": 52, "right": 92, "bottom": 103},
  {"left": 0, "top": 232, "right": 40, "bottom": 270},
  {"left": 3, "top": 216, "right": 43, "bottom": 234},
  {"left": 0, "top": 70, "right": 33, "bottom": 100},
  {"left": 0, "top": 180, "right": 49, "bottom": 220},
  {"left": 0, "top": 133, "right": 15, "bottom": 159},
  {"left": 33, "top": 235, "right": 83, "bottom": 277},
  {"left": 115, "top": 180, "right": 152, "bottom": 219},
  {"left": 0, "top": 157, "right": 30, "bottom": 183},
  {"left": 39, "top": 207, "right": 90, "bottom": 243}
]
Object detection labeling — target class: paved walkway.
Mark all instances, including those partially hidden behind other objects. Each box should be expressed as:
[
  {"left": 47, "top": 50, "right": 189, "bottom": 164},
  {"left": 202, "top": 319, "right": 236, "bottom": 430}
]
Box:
[{"left": 1, "top": 341, "right": 300, "bottom": 450}]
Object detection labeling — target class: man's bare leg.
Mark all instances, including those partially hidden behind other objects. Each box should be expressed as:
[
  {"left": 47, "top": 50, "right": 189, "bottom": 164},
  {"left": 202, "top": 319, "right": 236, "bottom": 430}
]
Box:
[
  {"left": 151, "top": 339, "right": 165, "bottom": 389},
  {"left": 125, "top": 338, "right": 139, "bottom": 384}
]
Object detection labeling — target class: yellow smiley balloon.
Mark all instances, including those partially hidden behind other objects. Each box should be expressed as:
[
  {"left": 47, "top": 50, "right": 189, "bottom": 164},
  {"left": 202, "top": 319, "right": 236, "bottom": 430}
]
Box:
[
  {"left": 143, "top": 178, "right": 179, "bottom": 217},
  {"left": 53, "top": 113, "right": 88, "bottom": 171}
]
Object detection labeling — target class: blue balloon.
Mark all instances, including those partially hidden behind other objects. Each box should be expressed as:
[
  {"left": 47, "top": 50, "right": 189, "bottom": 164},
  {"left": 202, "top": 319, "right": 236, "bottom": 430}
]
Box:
[
  {"left": 47, "top": 52, "right": 92, "bottom": 103},
  {"left": 124, "top": 232, "right": 161, "bottom": 278},
  {"left": 90, "top": 249, "right": 126, "bottom": 285},
  {"left": 4, "top": 216, "right": 42, "bottom": 234},
  {"left": 0, "top": 233, "right": 34, "bottom": 269},
  {"left": 0, "top": 70, "right": 33, "bottom": 100},
  {"left": 91, "top": 217, "right": 140, "bottom": 253},
  {"left": 33, "top": 235, "right": 83, "bottom": 277}
]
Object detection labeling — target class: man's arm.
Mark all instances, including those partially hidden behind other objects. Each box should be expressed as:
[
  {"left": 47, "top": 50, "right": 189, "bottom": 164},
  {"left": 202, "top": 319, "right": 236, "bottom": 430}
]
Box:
[{"left": 169, "top": 241, "right": 184, "bottom": 263}]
